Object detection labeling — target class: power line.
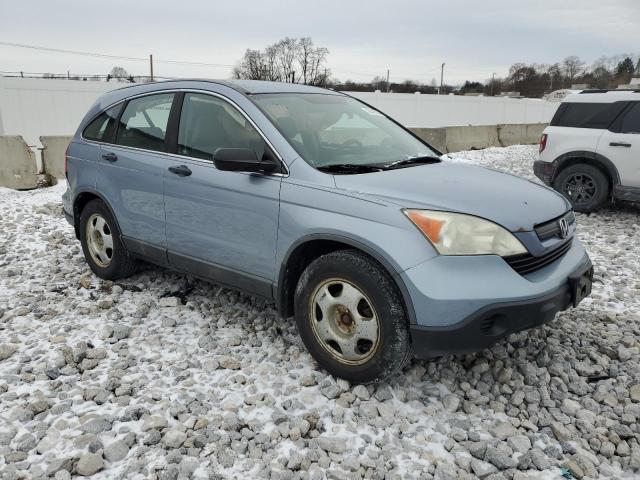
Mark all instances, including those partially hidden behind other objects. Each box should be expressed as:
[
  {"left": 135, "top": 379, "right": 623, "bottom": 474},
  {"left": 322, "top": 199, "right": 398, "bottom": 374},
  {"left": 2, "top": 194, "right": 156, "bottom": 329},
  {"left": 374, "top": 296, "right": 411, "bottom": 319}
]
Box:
[{"left": 0, "top": 41, "right": 234, "bottom": 68}]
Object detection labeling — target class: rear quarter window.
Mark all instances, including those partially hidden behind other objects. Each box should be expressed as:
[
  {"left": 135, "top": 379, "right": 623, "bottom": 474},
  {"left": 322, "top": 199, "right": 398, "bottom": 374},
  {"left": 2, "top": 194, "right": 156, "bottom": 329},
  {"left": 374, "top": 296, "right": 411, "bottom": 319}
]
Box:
[
  {"left": 550, "top": 101, "right": 628, "bottom": 129},
  {"left": 620, "top": 103, "right": 640, "bottom": 133},
  {"left": 83, "top": 105, "right": 121, "bottom": 142}
]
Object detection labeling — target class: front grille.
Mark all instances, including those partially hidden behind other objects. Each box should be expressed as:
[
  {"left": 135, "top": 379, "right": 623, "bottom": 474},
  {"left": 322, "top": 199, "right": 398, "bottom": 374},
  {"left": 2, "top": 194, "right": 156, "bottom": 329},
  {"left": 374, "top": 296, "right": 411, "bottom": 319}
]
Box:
[
  {"left": 504, "top": 239, "right": 573, "bottom": 275},
  {"left": 535, "top": 210, "right": 576, "bottom": 241}
]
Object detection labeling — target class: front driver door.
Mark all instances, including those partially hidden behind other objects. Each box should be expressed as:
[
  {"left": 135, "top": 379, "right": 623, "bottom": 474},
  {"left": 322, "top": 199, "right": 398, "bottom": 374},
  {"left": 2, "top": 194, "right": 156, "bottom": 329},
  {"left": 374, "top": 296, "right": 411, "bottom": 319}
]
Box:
[{"left": 164, "top": 92, "right": 282, "bottom": 297}]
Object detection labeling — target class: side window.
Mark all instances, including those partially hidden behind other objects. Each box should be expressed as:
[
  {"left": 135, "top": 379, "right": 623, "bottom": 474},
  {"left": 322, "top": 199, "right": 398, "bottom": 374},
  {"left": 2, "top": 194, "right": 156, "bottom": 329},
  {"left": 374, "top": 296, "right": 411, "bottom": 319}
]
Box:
[
  {"left": 115, "top": 93, "right": 174, "bottom": 152},
  {"left": 620, "top": 103, "right": 640, "bottom": 134},
  {"left": 178, "top": 93, "right": 265, "bottom": 161},
  {"left": 551, "top": 102, "right": 625, "bottom": 129},
  {"left": 83, "top": 105, "right": 121, "bottom": 142}
]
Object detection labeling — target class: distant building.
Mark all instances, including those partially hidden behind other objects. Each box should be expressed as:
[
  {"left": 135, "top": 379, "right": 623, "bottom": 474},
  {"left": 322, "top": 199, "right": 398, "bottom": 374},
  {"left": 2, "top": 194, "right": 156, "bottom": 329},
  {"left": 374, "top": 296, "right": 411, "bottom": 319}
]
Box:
[
  {"left": 570, "top": 83, "right": 591, "bottom": 90},
  {"left": 618, "top": 78, "right": 640, "bottom": 89},
  {"left": 498, "top": 91, "right": 522, "bottom": 98},
  {"left": 544, "top": 89, "right": 582, "bottom": 102}
]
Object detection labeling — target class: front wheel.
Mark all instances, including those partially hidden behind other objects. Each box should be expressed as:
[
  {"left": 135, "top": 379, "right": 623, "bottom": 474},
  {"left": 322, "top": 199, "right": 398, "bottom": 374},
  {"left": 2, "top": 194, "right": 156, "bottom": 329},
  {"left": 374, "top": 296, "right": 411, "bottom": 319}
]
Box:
[
  {"left": 294, "top": 250, "right": 411, "bottom": 384},
  {"left": 553, "top": 164, "right": 610, "bottom": 213}
]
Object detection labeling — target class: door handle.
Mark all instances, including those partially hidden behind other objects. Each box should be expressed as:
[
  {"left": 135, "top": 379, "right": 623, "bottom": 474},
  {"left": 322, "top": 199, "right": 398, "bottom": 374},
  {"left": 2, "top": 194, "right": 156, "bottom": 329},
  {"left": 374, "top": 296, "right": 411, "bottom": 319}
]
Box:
[
  {"left": 168, "top": 165, "right": 192, "bottom": 177},
  {"left": 609, "top": 142, "right": 631, "bottom": 147},
  {"left": 101, "top": 152, "right": 118, "bottom": 162}
]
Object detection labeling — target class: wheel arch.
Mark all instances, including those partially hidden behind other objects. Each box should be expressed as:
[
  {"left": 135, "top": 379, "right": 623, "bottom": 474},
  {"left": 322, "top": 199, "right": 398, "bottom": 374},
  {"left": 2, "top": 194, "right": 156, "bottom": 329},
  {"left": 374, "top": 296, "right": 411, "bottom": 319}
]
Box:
[
  {"left": 551, "top": 151, "right": 620, "bottom": 190},
  {"left": 72, "top": 188, "right": 122, "bottom": 240},
  {"left": 276, "top": 234, "right": 418, "bottom": 325}
]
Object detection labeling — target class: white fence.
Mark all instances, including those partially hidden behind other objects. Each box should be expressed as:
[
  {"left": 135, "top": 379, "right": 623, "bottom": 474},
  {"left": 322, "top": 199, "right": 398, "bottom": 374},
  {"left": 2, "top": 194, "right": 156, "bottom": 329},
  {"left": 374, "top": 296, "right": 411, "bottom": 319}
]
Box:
[
  {"left": 346, "top": 91, "right": 559, "bottom": 128},
  {"left": 0, "top": 76, "right": 115, "bottom": 149},
  {"left": 0, "top": 76, "right": 560, "bottom": 153}
]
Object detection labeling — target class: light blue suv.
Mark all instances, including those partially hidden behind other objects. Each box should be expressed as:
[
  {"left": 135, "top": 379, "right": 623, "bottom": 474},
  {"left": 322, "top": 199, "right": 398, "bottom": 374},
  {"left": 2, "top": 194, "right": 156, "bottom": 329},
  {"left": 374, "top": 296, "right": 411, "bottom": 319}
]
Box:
[{"left": 63, "top": 80, "right": 593, "bottom": 383}]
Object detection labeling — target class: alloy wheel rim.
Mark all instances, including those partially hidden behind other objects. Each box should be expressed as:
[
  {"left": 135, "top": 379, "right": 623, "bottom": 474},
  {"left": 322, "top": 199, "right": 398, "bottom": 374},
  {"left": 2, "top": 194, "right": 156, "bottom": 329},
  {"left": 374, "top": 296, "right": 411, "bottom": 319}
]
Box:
[
  {"left": 85, "top": 213, "right": 114, "bottom": 268},
  {"left": 308, "top": 278, "right": 380, "bottom": 365},
  {"left": 564, "top": 173, "right": 597, "bottom": 204}
]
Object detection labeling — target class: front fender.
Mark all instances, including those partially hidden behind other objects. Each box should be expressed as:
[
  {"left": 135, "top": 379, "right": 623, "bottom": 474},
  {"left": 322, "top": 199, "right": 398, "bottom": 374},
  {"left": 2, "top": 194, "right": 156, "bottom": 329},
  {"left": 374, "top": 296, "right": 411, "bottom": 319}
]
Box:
[
  {"left": 277, "top": 180, "right": 437, "bottom": 273},
  {"left": 276, "top": 181, "right": 439, "bottom": 324}
]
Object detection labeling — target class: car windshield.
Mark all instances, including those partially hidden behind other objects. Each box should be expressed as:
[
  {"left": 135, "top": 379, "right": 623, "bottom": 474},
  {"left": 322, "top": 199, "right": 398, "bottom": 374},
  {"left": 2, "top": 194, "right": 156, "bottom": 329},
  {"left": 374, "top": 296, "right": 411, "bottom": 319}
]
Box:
[{"left": 252, "top": 93, "right": 438, "bottom": 168}]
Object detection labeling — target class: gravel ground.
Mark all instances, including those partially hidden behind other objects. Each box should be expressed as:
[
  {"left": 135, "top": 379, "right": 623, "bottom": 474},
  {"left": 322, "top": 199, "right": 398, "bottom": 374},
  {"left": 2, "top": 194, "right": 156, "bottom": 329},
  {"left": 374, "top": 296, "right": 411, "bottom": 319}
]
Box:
[{"left": 1, "top": 145, "right": 639, "bottom": 480}]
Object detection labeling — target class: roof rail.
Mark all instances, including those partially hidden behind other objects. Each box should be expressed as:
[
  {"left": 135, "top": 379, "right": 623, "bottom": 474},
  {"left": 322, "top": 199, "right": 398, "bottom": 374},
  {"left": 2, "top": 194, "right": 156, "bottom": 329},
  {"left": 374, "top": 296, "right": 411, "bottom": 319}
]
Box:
[{"left": 579, "top": 89, "right": 640, "bottom": 94}]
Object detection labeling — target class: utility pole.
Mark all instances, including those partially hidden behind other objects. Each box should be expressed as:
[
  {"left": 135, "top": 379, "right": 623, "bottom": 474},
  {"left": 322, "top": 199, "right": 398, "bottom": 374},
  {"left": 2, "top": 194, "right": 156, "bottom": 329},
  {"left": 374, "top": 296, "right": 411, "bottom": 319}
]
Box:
[
  {"left": 149, "top": 54, "right": 154, "bottom": 82},
  {"left": 386, "top": 69, "right": 390, "bottom": 92},
  {"left": 490, "top": 72, "right": 496, "bottom": 96},
  {"left": 440, "top": 63, "right": 445, "bottom": 94}
]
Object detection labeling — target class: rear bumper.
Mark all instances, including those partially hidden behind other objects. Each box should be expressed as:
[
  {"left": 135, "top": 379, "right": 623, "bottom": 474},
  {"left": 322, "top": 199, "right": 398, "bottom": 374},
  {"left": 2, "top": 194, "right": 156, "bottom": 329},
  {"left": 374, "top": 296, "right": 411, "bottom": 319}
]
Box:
[
  {"left": 403, "top": 238, "right": 592, "bottom": 358},
  {"left": 533, "top": 160, "right": 555, "bottom": 185}
]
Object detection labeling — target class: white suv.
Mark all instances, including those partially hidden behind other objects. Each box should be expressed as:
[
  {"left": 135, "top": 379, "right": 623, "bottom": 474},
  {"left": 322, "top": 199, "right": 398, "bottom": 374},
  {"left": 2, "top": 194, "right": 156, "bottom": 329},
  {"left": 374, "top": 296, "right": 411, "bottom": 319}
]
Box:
[{"left": 534, "top": 90, "right": 640, "bottom": 212}]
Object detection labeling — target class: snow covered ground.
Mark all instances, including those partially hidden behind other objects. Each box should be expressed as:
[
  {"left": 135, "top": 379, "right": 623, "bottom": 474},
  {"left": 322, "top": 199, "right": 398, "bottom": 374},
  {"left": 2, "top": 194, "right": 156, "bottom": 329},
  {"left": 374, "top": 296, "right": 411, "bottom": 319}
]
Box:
[{"left": 0, "top": 145, "right": 639, "bottom": 480}]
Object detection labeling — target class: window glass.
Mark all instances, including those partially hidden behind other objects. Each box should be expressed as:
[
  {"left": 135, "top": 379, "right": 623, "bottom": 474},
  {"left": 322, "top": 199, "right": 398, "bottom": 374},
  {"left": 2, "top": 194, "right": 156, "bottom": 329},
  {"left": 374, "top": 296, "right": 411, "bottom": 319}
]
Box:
[
  {"left": 620, "top": 103, "right": 640, "bottom": 133},
  {"left": 83, "top": 105, "right": 121, "bottom": 142},
  {"left": 253, "top": 93, "right": 436, "bottom": 167},
  {"left": 178, "top": 93, "right": 265, "bottom": 161},
  {"left": 551, "top": 102, "right": 626, "bottom": 129},
  {"left": 115, "top": 93, "right": 174, "bottom": 151}
]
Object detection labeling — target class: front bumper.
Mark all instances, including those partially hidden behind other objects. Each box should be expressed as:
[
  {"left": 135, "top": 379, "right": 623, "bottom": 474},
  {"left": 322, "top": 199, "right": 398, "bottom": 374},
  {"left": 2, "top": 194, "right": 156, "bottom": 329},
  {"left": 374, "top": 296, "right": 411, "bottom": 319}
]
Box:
[
  {"left": 403, "top": 238, "right": 592, "bottom": 358},
  {"left": 533, "top": 160, "right": 555, "bottom": 185}
]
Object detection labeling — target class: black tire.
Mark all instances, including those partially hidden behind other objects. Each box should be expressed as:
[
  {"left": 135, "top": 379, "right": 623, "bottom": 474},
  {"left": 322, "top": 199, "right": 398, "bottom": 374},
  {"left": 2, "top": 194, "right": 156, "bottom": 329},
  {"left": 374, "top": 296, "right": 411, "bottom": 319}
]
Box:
[
  {"left": 79, "top": 199, "right": 137, "bottom": 280},
  {"left": 294, "top": 249, "right": 411, "bottom": 384},
  {"left": 553, "top": 164, "right": 610, "bottom": 213}
]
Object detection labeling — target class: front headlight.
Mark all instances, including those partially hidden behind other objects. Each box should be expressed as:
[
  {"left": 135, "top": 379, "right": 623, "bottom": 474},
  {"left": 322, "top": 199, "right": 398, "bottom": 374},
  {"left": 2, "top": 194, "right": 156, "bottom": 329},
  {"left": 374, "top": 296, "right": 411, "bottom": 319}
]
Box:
[{"left": 404, "top": 209, "right": 527, "bottom": 256}]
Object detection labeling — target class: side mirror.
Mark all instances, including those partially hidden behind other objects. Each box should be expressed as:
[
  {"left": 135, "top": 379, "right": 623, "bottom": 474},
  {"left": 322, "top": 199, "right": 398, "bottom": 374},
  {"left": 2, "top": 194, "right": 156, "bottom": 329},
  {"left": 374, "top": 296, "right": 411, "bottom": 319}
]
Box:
[{"left": 213, "top": 148, "right": 278, "bottom": 173}]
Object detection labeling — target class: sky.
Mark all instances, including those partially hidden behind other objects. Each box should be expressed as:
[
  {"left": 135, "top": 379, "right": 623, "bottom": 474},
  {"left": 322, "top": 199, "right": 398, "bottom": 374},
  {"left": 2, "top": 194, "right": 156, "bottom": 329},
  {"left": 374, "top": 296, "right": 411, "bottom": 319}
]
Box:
[{"left": 1, "top": 0, "right": 639, "bottom": 85}]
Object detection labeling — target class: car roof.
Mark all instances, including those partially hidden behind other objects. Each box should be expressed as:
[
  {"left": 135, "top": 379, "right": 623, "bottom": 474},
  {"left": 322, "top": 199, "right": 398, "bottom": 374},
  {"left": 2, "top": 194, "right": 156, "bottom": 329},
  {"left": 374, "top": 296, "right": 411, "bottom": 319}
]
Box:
[
  {"left": 82, "top": 79, "right": 344, "bottom": 131},
  {"left": 110, "top": 78, "right": 339, "bottom": 96},
  {"left": 563, "top": 90, "right": 640, "bottom": 103}
]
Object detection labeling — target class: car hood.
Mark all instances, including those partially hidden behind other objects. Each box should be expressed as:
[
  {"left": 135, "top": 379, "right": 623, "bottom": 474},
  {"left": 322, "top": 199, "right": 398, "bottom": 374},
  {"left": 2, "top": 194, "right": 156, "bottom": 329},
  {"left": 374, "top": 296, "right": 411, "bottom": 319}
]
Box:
[{"left": 333, "top": 162, "right": 570, "bottom": 232}]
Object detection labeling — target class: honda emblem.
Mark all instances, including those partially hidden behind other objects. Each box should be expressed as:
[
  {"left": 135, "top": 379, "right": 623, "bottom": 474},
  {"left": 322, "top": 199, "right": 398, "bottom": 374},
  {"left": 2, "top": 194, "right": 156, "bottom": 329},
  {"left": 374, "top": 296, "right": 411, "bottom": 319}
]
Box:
[{"left": 559, "top": 217, "right": 569, "bottom": 239}]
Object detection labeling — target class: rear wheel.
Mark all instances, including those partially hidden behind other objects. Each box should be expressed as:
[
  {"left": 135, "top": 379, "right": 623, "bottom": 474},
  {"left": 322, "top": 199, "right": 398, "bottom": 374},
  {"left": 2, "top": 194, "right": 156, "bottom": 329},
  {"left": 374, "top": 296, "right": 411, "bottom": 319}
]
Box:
[
  {"left": 294, "top": 250, "right": 411, "bottom": 384},
  {"left": 553, "top": 164, "right": 609, "bottom": 213},
  {"left": 79, "top": 199, "right": 137, "bottom": 280}
]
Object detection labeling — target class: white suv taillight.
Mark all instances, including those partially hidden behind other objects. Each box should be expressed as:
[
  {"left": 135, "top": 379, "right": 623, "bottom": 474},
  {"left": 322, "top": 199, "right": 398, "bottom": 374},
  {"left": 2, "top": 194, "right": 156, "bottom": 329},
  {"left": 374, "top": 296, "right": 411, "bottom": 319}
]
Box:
[{"left": 539, "top": 134, "right": 548, "bottom": 153}]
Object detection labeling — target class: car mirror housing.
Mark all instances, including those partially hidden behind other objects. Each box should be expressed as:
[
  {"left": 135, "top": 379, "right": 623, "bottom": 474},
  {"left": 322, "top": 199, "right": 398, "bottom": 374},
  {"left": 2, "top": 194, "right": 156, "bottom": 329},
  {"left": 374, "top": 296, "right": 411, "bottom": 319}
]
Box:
[{"left": 213, "top": 148, "right": 279, "bottom": 174}]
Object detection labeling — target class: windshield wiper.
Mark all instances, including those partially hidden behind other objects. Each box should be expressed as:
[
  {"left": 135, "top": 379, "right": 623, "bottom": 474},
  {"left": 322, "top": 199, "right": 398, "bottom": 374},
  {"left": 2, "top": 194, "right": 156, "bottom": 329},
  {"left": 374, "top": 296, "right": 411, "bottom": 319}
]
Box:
[
  {"left": 381, "top": 156, "right": 441, "bottom": 170},
  {"left": 316, "top": 164, "right": 383, "bottom": 174}
]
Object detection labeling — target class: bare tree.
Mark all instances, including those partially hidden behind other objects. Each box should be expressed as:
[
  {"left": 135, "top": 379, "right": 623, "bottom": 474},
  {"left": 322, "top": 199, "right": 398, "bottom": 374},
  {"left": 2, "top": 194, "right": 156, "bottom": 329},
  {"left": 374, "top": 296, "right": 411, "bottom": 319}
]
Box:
[
  {"left": 546, "top": 63, "right": 562, "bottom": 90},
  {"left": 275, "top": 37, "right": 299, "bottom": 82},
  {"left": 562, "top": 56, "right": 585, "bottom": 84},
  {"left": 233, "top": 37, "right": 330, "bottom": 85},
  {"left": 297, "top": 37, "right": 330, "bottom": 85},
  {"left": 109, "top": 66, "right": 130, "bottom": 82}
]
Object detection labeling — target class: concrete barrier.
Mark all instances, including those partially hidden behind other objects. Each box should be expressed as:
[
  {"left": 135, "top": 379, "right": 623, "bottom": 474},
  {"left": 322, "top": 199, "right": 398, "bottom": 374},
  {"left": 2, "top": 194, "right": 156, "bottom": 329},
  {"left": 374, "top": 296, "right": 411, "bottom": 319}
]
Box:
[
  {"left": 409, "top": 128, "right": 447, "bottom": 152},
  {"left": 0, "top": 135, "right": 38, "bottom": 189},
  {"left": 444, "top": 125, "right": 500, "bottom": 153},
  {"left": 41, "top": 136, "right": 72, "bottom": 179},
  {"left": 497, "top": 123, "right": 546, "bottom": 147},
  {"left": 409, "top": 123, "right": 547, "bottom": 153}
]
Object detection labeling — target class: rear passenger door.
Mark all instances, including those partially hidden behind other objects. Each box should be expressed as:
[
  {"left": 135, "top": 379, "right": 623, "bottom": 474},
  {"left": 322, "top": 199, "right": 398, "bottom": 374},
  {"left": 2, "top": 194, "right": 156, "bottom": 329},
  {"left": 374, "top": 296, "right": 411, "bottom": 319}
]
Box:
[
  {"left": 97, "top": 92, "right": 176, "bottom": 257},
  {"left": 597, "top": 102, "right": 640, "bottom": 187},
  {"left": 163, "top": 92, "right": 282, "bottom": 297}
]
